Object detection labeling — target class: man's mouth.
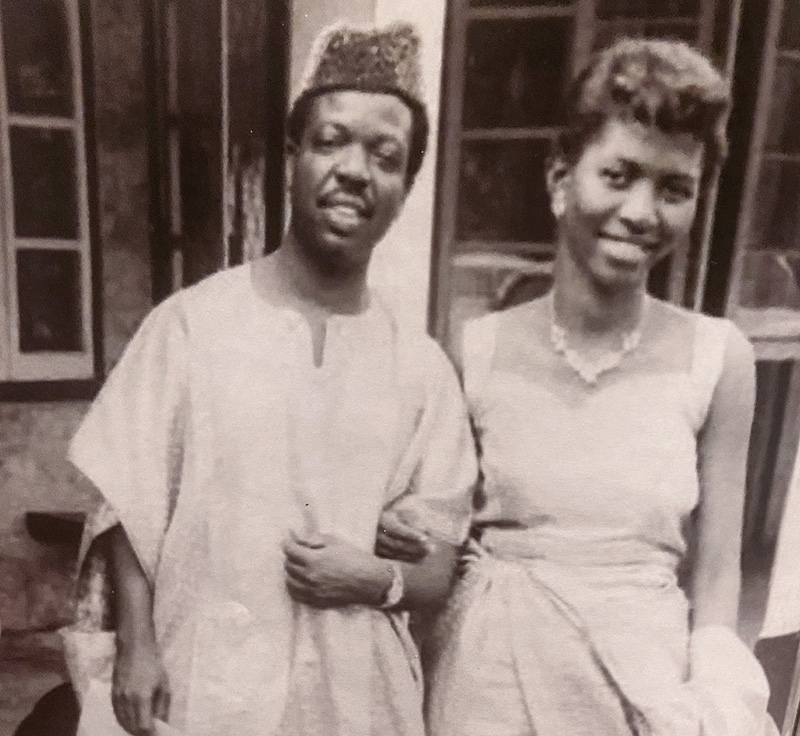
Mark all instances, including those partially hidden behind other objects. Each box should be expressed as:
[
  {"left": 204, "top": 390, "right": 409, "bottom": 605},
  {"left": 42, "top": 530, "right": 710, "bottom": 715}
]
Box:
[{"left": 319, "top": 195, "right": 372, "bottom": 234}]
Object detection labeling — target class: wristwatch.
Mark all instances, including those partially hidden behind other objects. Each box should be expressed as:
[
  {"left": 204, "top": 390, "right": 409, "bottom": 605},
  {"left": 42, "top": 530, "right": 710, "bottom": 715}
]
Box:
[{"left": 379, "top": 561, "right": 404, "bottom": 609}]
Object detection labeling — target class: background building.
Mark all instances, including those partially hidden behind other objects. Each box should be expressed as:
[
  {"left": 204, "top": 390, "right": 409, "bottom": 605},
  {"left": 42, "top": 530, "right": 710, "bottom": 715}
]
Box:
[{"left": 1, "top": 0, "right": 799, "bottom": 732}]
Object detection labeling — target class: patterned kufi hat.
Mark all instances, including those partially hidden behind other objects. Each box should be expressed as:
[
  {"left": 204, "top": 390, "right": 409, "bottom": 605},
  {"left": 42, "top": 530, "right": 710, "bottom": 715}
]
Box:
[{"left": 293, "top": 20, "right": 426, "bottom": 113}]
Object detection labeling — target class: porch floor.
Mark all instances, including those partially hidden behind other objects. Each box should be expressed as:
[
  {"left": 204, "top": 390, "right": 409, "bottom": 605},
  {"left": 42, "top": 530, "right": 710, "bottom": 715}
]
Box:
[{"left": 0, "top": 632, "right": 68, "bottom": 736}]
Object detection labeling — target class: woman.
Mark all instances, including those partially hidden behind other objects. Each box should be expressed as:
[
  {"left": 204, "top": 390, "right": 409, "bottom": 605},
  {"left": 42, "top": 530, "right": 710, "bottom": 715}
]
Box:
[{"left": 379, "top": 38, "right": 777, "bottom": 736}]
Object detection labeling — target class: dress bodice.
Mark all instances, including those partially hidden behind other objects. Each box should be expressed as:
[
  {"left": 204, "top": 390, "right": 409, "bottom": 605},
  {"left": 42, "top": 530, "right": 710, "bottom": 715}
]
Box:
[{"left": 464, "top": 301, "right": 731, "bottom": 568}]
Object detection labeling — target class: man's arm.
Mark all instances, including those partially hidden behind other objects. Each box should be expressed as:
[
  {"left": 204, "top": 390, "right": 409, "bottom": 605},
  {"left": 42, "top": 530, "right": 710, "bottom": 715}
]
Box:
[
  {"left": 283, "top": 531, "right": 459, "bottom": 611},
  {"left": 108, "top": 525, "right": 170, "bottom": 735}
]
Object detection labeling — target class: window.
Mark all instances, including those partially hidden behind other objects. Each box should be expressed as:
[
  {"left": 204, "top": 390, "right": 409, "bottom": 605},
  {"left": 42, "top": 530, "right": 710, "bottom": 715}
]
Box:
[
  {"left": 0, "top": 0, "right": 95, "bottom": 383},
  {"left": 726, "top": 0, "right": 800, "bottom": 360},
  {"left": 431, "top": 0, "right": 738, "bottom": 351},
  {"left": 723, "top": 0, "right": 800, "bottom": 574}
]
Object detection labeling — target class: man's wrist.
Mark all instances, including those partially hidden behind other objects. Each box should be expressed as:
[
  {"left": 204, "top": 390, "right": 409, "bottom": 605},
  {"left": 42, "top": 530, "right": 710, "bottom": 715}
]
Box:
[{"left": 377, "top": 560, "right": 404, "bottom": 609}]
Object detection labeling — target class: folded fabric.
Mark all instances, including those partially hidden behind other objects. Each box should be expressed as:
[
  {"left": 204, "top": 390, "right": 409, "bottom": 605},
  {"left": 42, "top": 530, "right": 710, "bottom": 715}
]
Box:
[
  {"left": 59, "top": 629, "right": 115, "bottom": 706},
  {"left": 689, "top": 625, "right": 779, "bottom": 736}
]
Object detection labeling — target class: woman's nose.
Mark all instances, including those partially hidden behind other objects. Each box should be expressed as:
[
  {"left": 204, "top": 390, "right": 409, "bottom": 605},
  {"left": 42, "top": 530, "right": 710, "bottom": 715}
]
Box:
[{"left": 618, "top": 180, "right": 659, "bottom": 232}]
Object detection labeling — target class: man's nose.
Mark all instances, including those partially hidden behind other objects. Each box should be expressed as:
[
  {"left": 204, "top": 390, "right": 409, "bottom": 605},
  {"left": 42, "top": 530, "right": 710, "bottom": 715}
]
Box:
[
  {"left": 618, "top": 180, "right": 659, "bottom": 233},
  {"left": 334, "top": 143, "right": 370, "bottom": 187}
]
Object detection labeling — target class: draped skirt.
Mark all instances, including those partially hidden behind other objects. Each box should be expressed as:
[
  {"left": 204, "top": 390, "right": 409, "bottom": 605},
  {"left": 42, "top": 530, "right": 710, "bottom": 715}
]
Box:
[{"left": 424, "top": 534, "right": 775, "bottom": 736}]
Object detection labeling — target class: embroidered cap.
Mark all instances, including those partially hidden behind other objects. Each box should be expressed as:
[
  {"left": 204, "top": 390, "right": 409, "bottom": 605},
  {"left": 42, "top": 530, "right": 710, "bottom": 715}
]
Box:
[{"left": 293, "top": 20, "right": 426, "bottom": 113}]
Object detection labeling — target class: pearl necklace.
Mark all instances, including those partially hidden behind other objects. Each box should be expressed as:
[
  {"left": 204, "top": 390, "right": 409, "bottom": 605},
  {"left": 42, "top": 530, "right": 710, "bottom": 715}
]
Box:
[{"left": 549, "top": 297, "right": 646, "bottom": 386}]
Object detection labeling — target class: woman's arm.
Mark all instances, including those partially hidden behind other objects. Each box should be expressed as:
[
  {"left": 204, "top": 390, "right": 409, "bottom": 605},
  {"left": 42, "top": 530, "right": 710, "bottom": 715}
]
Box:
[
  {"left": 283, "top": 531, "right": 459, "bottom": 611},
  {"left": 108, "top": 524, "right": 170, "bottom": 735},
  {"left": 691, "top": 326, "right": 756, "bottom": 630}
]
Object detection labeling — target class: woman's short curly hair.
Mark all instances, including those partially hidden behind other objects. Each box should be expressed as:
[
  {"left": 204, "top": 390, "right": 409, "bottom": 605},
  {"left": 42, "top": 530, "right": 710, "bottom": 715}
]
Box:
[
  {"left": 555, "top": 38, "right": 731, "bottom": 179},
  {"left": 286, "top": 88, "right": 429, "bottom": 191}
]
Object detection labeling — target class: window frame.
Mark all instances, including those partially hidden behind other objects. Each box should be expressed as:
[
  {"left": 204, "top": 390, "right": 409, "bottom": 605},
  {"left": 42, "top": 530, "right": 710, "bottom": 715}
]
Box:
[
  {"left": 724, "top": 0, "right": 800, "bottom": 361},
  {"left": 0, "top": 0, "right": 102, "bottom": 398}
]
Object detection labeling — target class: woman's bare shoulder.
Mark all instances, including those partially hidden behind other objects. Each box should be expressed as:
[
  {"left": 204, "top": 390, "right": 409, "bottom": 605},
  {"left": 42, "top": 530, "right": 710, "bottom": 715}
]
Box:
[{"left": 494, "top": 296, "right": 550, "bottom": 333}]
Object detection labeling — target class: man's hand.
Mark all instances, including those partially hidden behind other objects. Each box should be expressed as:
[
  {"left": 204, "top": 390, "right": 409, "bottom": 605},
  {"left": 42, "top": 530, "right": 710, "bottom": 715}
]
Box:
[
  {"left": 283, "top": 531, "right": 392, "bottom": 608},
  {"left": 112, "top": 635, "right": 170, "bottom": 736},
  {"left": 375, "top": 507, "right": 433, "bottom": 563}
]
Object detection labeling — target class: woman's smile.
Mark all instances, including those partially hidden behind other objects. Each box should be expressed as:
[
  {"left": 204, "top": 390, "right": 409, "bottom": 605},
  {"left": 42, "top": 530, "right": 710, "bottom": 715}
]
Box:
[{"left": 597, "top": 234, "right": 661, "bottom": 267}]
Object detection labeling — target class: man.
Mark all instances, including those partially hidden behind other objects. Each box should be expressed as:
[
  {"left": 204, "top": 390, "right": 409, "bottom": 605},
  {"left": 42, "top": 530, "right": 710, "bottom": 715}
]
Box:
[{"left": 68, "top": 21, "right": 476, "bottom": 736}]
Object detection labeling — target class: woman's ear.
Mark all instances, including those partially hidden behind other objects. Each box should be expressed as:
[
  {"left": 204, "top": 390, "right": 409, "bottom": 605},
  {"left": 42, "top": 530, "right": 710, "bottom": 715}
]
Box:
[
  {"left": 546, "top": 156, "right": 570, "bottom": 219},
  {"left": 546, "top": 155, "right": 570, "bottom": 197}
]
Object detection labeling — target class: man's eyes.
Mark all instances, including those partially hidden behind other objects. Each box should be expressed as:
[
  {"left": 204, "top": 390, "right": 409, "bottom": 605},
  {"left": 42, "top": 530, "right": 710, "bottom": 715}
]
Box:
[
  {"left": 601, "top": 167, "right": 632, "bottom": 187},
  {"left": 310, "top": 129, "right": 406, "bottom": 171},
  {"left": 313, "top": 133, "right": 345, "bottom": 149},
  {"left": 373, "top": 147, "right": 404, "bottom": 171}
]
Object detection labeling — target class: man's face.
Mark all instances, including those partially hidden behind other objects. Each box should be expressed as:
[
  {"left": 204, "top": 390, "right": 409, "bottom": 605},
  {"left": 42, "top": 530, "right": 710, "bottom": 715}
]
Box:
[{"left": 289, "top": 90, "right": 413, "bottom": 273}]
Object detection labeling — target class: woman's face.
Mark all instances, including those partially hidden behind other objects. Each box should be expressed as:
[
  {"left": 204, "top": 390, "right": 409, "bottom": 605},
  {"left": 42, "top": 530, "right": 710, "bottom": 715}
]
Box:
[{"left": 550, "top": 117, "right": 705, "bottom": 291}]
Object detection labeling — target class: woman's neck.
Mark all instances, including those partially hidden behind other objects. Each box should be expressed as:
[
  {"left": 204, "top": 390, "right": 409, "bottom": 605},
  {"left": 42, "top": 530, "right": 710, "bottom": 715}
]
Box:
[{"left": 552, "top": 249, "right": 647, "bottom": 336}]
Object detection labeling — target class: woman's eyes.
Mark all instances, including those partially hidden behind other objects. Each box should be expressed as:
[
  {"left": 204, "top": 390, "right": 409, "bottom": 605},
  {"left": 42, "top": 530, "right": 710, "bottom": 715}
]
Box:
[
  {"left": 601, "top": 166, "right": 695, "bottom": 204},
  {"left": 660, "top": 182, "right": 695, "bottom": 204}
]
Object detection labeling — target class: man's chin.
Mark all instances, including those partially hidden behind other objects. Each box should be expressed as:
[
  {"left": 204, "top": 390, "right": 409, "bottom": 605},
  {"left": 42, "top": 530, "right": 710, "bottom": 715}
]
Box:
[{"left": 312, "top": 235, "right": 373, "bottom": 274}]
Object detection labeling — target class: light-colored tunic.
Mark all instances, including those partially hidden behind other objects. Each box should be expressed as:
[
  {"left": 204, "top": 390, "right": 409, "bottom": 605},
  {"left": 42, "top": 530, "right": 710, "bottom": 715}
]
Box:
[
  {"left": 68, "top": 263, "right": 477, "bottom": 736},
  {"left": 426, "top": 303, "right": 776, "bottom": 736}
]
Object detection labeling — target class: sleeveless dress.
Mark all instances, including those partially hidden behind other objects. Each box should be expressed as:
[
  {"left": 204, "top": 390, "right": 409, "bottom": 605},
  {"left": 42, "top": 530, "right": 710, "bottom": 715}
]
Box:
[{"left": 425, "top": 302, "right": 776, "bottom": 736}]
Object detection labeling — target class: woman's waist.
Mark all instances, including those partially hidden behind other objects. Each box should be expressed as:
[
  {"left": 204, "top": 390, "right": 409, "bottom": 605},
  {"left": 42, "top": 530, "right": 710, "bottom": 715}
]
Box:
[{"left": 472, "top": 525, "right": 682, "bottom": 585}]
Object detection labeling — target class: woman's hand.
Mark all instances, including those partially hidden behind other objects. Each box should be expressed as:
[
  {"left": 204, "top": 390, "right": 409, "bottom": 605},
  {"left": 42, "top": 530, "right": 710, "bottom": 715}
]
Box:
[
  {"left": 112, "top": 634, "right": 170, "bottom": 736},
  {"left": 283, "top": 531, "right": 393, "bottom": 608},
  {"left": 375, "top": 507, "right": 434, "bottom": 563}
]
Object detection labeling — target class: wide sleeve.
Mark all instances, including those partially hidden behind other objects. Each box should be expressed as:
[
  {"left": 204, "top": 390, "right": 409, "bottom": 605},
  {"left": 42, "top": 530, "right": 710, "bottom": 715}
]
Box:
[
  {"left": 68, "top": 294, "right": 189, "bottom": 584},
  {"left": 386, "top": 341, "right": 478, "bottom": 547}
]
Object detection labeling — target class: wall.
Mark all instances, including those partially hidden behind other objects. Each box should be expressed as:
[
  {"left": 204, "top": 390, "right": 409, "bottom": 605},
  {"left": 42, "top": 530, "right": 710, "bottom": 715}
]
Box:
[
  {"left": 369, "top": 0, "right": 446, "bottom": 332},
  {"left": 0, "top": 0, "right": 152, "bottom": 631},
  {"left": 289, "top": 0, "right": 376, "bottom": 101}
]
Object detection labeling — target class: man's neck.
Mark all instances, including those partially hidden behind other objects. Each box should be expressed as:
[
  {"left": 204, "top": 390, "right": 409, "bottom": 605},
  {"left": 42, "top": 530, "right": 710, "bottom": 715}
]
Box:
[{"left": 271, "top": 228, "right": 370, "bottom": 314}]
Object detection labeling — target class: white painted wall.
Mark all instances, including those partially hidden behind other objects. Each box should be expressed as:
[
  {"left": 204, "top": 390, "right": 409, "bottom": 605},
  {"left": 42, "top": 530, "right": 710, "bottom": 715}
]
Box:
[
  {"left": 289, "top": 0, "right": 376, "bottom": 100},
  {"left": 368, "top": 0, "right": 446, "bottom": 332},
  {"left": 289, "top": 0, "right": 447, "bottom": 332}
]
